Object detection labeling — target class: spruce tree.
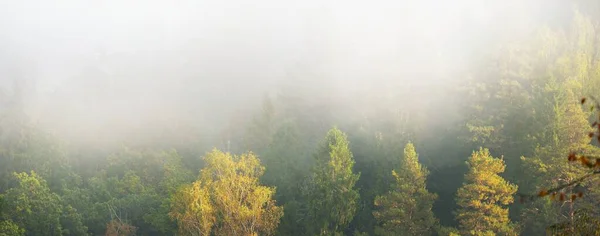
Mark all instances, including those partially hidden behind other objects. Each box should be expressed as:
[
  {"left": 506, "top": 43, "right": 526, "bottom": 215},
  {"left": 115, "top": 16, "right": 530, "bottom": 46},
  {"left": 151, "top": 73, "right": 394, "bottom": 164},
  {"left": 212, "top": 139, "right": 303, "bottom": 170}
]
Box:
[
  {"left": 307, "top": 127, "right": 360, "bottom": 235},
  {"left": 373, "top": 142, "right": 438, "bottom": 236},
  {"left": 455, "top": 148, "right": 518, "bottom": 236}
]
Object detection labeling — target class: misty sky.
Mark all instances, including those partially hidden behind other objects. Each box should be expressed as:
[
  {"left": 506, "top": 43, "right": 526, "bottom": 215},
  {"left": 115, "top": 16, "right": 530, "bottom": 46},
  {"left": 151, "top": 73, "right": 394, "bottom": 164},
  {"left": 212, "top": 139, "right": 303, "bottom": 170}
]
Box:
[{"left": 0, "top": 0, "right": 569, "bottom": 145}]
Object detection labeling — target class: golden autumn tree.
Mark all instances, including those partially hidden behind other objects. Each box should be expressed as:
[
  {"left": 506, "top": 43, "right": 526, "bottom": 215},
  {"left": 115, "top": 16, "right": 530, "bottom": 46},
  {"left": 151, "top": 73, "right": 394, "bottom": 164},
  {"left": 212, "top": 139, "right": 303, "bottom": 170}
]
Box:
[
  {"left": 168, "top": 180, "right": 215, "bottom": 236},
  {"left": 169, "top": 149, "right": 283, "bottom": 236},
  {"left": 455, "top": 148, "right": 518, "bottom": 236}
]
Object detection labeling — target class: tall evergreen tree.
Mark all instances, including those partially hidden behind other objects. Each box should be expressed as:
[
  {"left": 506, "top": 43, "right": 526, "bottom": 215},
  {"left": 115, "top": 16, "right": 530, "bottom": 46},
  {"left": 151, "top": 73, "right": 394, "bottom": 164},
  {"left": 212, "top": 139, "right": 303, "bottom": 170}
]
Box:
[
  {"left": 347, "top": 126, "right": 399, "bottom": 235},
  {"left": 455, "top": 148, "right": 518, "bottom": 236},
  {"left": 307, "top": 127, "right": 360, "bottom": 235},
  {"left": 372, "top": 142, "right": 438, "bottom": 236},
  {"left": 520, "top": 82, "right": 599, "bottom": 234},
  {"left": 260, "top": 121, "right": 312, "bottom": 235}
]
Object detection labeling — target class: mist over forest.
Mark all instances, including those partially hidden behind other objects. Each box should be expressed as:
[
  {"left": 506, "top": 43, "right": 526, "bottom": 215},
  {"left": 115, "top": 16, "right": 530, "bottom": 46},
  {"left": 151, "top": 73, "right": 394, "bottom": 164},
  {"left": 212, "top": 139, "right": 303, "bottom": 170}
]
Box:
[{"left": 1, "top": 0, "right": 600, "bottom": 235}]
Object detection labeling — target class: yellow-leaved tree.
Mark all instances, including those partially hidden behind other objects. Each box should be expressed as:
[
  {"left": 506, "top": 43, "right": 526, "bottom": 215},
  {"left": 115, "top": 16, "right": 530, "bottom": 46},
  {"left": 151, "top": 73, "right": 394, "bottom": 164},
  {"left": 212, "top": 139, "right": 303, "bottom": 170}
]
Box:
[{"left": 169, "top": 149, "right": 283, "bottom": 236}]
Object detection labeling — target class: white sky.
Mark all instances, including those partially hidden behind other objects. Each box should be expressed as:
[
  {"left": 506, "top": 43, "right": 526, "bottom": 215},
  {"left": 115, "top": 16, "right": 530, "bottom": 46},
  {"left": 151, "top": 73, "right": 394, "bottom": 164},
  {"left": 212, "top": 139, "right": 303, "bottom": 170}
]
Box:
[{"left": 0, "top": 0, "right": 567, "bottom": 143}]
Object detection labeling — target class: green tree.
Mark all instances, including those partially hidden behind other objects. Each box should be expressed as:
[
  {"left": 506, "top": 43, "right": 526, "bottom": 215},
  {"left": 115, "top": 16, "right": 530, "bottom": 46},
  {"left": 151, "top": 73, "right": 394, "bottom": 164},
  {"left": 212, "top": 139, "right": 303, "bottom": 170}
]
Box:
[
  {"left": 307, "top": 127, "right": 360, "bottom": 235},
  {"left": 373, "top": 142, "right": 438, "bottom": 236},
  {"left": 245, "top": 95, "right": 277, "bottom": 154},
  {"left": 67, "top": 148, "right": 195, "bottom": 235},
  {"left": 260, "top": 121, "right": 312, "bottom": 235},
  {"left": 347, "top": 123, "right": 405, "bottom": 234},
  {"left": 519, "top": 83, "right": 599, "bottom": 234},
  {"left": 0, "top": 119, "right": 74, "bottom": 194},
  {"left": 0, "top": 219, "right": 25, "bottom": 236},
  {"left": 261, "top": 121, "right": 307, "bottom": 202},
  {"left": 2, "top": 171, "right": 64, "bottom": 235},
  {"left": 60, "top": 205, "right": 89, "bottom": 235},
  {"left": 455, "top": 148, "right": 518, "bottom": 236},
  {"left": 0, "top": 86, "right": 76, "bottom": 194},
  {"left": 169, "top": 149, "right": 283, "bottom": 236}
]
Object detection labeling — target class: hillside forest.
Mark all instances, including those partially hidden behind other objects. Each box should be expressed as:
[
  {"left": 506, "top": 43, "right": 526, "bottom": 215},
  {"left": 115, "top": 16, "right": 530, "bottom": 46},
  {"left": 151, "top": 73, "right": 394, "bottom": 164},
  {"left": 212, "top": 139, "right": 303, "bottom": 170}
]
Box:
[{"left": 3, "top": 1, "right": 600, "bottom": 236}]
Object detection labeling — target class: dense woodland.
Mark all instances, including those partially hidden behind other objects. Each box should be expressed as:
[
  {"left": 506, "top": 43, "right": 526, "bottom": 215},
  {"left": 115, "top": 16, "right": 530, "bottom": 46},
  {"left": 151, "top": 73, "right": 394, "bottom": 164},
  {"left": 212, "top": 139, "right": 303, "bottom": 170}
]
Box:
[{"left": 4, "top": 2, "right": 600, "bottom": 236}]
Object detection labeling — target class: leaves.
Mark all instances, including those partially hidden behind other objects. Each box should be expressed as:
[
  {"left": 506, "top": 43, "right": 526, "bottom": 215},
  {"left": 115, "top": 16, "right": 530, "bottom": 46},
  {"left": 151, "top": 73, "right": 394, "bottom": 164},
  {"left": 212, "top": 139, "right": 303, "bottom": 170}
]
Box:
[
  {"left": 2, "top": 171, "right": 66, "bottom": 236},
  {"left": 169, "top": 149, "right": 283, "bottom": 236},
  {"left": 0, "top": 220, "right": 25, "bottom": 236}
]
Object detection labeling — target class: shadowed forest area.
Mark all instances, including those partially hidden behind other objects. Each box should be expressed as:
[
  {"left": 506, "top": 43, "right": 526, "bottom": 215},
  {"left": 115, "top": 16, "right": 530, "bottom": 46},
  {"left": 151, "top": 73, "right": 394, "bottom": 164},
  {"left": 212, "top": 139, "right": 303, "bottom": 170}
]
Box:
[{"left": 2, "top": 0, "right": 600, "bottom": 235}]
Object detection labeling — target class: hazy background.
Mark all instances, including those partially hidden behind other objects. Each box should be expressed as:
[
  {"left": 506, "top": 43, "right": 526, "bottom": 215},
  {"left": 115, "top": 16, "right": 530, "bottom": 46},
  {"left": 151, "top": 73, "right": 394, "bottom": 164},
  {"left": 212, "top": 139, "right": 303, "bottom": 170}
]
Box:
[{"left": 0, "top": 0, "right": 572, "bottom": 148}]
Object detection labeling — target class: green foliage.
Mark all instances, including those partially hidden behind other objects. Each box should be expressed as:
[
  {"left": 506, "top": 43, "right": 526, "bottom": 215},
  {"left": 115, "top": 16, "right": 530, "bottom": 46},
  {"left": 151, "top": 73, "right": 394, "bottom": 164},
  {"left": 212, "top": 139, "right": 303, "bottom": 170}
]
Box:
[
  {"left": 373, "top": 142, "right": 438, "bottom": 236},
  {"left": 348, "top": 125, "right": 405, "bottom": 234},
  {"left": 546, "top": 208, "right": 600, "bottom": 235},
  {"left": 352, "top": 230, "right": 369, "bottom": 236},
  {"left": 60, "top": 205, "right": 89, "bottom": 235},
  {"left": 2, "top": 171, "right": 65, "bottom": 235},
  {"left": 0, "top": 219, "right": 25, "bottom": 236},
  {"left": 307, "top": 127, "right": 360, "bottom": 235},
  {"left": 259, "top": 121, "right": 313, "bottom": 235},
  {"left": 0, "top": 123, "right": 74, "bottom": 193},
  {"left": 261, "top": 121, "right": 308, "bottom": 201},
  {"left": 519, "top": 83, "right": 599, "bottom": 234},
  {"left": 455, "top": 149, "right": 518, "bottom": 236},
  {"left": 51, "top": 148, "right": 195, "bottom": 235},
  {"left": 245, "top": 95, "right": 277, "bottom": 153},
  {"left": 437, "top": 226, "right": 460, "bottom": 236}
]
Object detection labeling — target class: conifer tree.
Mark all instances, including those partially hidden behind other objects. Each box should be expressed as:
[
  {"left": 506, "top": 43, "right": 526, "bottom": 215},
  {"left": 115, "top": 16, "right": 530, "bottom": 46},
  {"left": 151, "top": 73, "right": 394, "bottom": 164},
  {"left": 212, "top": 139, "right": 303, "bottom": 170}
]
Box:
[
  {"left": 455, "top": 148, "right": 518, "bottom": 236},
  {"left": 307, "top": 127, "right": 360, "bottom": 235},
  {"left": 261, "top": 121, "right": 311, "bottom": 235},
  {"left": 520, "top": 84, "right": 598, "bottom": 234},
  {"left": 373, "top": 142, "right": 438, "bottom": 236}
]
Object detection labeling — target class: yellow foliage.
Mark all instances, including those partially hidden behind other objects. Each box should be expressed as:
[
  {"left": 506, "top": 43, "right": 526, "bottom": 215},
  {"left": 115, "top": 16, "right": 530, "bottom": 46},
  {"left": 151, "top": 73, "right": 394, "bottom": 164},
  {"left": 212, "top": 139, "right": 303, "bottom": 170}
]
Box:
[
  {"left": 170, "top": 149, "right": 283, "bottom": 236},
  {"left": 455, "top": 148, "right": 518, "bottom": 236}
]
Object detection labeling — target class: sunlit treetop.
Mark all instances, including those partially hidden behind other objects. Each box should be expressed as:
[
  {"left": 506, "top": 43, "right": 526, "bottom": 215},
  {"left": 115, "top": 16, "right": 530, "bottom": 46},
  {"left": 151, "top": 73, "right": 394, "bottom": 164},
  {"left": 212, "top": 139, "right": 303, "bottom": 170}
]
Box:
[{"left": 519, "top": 96, "right": 600, "bottom": 203}]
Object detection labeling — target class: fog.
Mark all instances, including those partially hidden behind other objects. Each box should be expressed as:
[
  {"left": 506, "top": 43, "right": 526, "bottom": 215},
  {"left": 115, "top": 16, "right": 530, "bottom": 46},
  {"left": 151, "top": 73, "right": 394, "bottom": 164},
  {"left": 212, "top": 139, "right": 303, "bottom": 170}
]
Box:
[
  {"left": 4, "top": 1, "right": 600, "bottom": 235},
  {"left": 0, "top": 0, "right": 569, "bottom": 147}
]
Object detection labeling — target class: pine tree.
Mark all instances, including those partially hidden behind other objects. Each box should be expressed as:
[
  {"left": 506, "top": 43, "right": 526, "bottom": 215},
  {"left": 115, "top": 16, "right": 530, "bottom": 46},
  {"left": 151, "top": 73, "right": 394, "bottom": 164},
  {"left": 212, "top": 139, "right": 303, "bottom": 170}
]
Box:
[
  {"left": 520, "top": 83, "right": 598, "bottom": 234},
  {"left": 307, "top": 127, "right": 360, "bottom": 235},
  {"left": 455, "top": 148, "right": 518, "bottom": 236},
  {"left": 373, "top": 142, "right": 438, "bottom": 236}
]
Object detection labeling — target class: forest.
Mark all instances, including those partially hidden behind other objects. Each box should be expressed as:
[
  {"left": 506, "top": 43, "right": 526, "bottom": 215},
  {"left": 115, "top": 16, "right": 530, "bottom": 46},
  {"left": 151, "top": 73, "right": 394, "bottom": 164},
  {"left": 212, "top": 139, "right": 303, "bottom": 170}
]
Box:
[{"left": 2, "top": 0, "right": 600, "bottom": 236}]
